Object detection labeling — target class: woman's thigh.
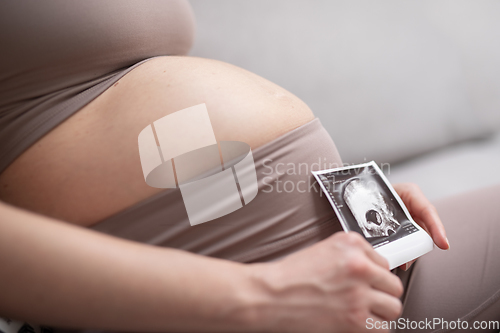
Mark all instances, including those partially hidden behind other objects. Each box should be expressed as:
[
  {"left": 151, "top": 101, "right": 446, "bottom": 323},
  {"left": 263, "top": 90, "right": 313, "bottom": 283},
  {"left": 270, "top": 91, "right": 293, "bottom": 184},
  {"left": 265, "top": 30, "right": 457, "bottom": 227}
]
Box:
[
  {"left": 397, "top": 184, "right": 500, "bottom": 332},
  {"left": 0, "top": 56, "right": 314, "bottom": 226}
]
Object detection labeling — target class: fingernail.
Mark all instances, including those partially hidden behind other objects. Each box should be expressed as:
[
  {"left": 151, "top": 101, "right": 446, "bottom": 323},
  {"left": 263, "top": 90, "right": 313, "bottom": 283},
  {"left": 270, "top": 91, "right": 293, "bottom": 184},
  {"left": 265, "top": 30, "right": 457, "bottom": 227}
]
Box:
[
  {"left": 405, "top": 263, "right": 410, "bottom": 271},
  {"left": 446, "top": 237, "right": 450, "bottom": 250}
]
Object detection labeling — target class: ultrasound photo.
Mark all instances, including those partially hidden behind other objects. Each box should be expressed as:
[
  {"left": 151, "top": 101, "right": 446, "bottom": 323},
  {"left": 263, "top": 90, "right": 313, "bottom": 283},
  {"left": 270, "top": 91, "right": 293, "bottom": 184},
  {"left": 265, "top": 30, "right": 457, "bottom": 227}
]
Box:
[{"left": 313, "top": 161, "right": 419, "bottom": 248}]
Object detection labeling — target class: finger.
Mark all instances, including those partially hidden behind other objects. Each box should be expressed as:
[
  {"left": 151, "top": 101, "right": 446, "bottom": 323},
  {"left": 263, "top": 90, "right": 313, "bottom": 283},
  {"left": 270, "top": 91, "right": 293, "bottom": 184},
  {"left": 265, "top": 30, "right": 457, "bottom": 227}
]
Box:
[
  {"left": 362, "top": 245, "right": 391, "bottom": 271},
  {"left": 394, "top": 183, "right": 450, "bottom": 250},
  {"left": 368, "top": 289, "right": 403, "bottom": 321},
  {"left": 414, "top": 217, "right": 430, "bottom": 235},
  {"left": 366, "top": 261, "right": 404, "bottom": 298},
  {"left": 344, "top": 232, "right": 391, "bottom": 270},
  {"left": 419, "top": 205, "right": 449, "bottom": 250}
]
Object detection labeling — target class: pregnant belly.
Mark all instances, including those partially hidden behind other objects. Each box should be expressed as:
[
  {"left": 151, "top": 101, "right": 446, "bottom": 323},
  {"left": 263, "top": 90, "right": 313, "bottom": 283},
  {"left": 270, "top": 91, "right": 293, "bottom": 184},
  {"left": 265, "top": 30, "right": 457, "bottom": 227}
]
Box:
[{"left": 0, "top": 56, "right": 314, "bottom": 227}]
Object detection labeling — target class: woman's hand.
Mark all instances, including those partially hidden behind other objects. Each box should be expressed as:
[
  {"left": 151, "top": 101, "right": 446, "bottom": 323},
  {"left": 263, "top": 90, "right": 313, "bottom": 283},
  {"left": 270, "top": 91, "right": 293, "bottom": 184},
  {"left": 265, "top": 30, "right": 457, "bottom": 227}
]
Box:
[
  {"left": 393, "top": 183, "right": 450, "bottom": 271},
  {"left": 247, "top": 232, "right": 403, "bottom": 333}
]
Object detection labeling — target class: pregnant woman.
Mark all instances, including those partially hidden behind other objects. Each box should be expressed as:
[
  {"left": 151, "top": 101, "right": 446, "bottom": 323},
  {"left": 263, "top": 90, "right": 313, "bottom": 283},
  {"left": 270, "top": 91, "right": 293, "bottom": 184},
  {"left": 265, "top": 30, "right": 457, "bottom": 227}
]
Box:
[{"left": 0, "top": 1, "right": 498, "bottom": 332}]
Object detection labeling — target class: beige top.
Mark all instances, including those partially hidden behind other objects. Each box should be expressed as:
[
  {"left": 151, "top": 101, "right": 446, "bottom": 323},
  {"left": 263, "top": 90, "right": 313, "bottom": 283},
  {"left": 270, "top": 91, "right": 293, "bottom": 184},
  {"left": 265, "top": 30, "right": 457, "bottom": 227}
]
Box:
[{"left": 0, "top": 0, "right": 195, "bottom": 172}]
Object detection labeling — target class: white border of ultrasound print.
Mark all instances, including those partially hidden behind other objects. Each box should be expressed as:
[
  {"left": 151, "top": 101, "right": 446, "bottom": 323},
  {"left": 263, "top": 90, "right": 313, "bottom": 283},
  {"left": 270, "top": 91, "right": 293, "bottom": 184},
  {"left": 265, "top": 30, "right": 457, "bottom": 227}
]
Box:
[{"left": 312, "top": 161, "right": 434, "bottom": 269}]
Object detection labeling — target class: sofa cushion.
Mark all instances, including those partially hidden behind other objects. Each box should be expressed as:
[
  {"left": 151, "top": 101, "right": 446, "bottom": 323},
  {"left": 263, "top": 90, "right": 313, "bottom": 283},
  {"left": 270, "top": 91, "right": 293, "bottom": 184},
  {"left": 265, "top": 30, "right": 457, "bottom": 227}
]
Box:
[
  {"left": 189, "top": 0, "right": 500, "bottom": 164},
  {"left": 387, "top": 131, "right": 500, "bottom": 200}
]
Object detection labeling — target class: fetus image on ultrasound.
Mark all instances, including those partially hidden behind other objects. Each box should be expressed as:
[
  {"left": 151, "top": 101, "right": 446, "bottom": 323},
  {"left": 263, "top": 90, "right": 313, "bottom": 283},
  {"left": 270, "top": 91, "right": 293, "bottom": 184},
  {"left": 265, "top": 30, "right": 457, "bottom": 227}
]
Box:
[{"left": 343, "top": 178, "right": 400, "bottom": 238}]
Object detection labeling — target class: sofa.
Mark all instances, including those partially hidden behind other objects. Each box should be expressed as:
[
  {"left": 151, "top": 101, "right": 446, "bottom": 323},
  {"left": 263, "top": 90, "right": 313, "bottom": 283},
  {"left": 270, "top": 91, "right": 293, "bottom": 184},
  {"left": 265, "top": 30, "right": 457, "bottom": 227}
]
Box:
[
  {"left": 0, "top": 3, "right": 496, "bottom": 332},
  {"left": 188, "top": 0, "right": 500, "bottom": 201}
]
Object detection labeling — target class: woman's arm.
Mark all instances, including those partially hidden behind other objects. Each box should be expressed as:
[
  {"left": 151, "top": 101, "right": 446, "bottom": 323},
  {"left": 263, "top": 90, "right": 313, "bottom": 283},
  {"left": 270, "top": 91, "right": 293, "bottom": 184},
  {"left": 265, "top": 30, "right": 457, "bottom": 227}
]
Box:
[
  {"left": 0, "top": 201, "right": 258, "bottom": 332},
  {"left": 0, "top": 201, "right": 403, "bottom": 333}
]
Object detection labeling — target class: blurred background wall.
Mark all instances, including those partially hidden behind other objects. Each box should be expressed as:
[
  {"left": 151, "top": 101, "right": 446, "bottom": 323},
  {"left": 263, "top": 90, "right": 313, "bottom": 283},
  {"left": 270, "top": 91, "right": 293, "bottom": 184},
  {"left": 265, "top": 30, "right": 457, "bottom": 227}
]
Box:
[{"left": 189, "top": 0, "right": 500, "bottom": 200}]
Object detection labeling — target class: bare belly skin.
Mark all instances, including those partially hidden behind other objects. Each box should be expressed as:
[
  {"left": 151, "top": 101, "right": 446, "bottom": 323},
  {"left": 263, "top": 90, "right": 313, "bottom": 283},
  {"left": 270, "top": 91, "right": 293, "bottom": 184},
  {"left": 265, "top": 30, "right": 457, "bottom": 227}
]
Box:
[{"left": 0, "top": 56, "right": 314, "bottom": 226}]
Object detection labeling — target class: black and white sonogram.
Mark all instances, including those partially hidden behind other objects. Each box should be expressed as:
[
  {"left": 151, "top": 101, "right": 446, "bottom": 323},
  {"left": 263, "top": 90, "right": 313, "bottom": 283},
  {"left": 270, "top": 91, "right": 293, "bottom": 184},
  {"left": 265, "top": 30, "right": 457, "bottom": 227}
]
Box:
[
  {"left": 314, "top": 162, "right": 419, "bottom": 247},
  {"left": 343, "top": 178, "right": 400, "bottom": 238}
]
